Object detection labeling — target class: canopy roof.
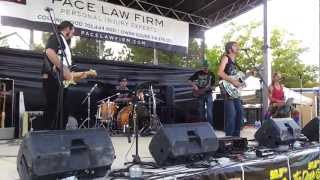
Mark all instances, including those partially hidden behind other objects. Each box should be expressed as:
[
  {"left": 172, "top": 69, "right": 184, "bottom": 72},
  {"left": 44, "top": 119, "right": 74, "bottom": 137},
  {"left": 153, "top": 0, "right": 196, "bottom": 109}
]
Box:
[{"left": 105, "top": 0, "right": 263, "bottom": 38}]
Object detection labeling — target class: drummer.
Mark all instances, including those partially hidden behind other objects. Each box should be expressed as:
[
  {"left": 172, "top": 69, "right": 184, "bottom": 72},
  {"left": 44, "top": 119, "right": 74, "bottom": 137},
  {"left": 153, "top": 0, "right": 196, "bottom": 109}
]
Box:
[
  {"left": 116, "top": 76, "right": 129, "bottom": 91},
  {"left": 114, "top": 76, "right": 144, "bottom": 103},
  {"left": 115, "top": 76, "right": 131, "bottom": 102}
]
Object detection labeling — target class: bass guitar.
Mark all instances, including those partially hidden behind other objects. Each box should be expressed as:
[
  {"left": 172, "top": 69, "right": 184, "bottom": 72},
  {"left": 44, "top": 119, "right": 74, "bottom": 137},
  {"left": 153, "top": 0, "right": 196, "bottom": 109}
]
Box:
[{"left": 192, "top": 86, "right": 213, "bottom": 97}]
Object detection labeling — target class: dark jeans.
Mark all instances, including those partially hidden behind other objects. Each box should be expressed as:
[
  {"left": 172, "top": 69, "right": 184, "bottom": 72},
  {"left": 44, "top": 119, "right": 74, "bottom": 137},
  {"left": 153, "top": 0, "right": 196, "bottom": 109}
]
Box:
[
  {"left": 198, "top": 93, "right": 213, "bottom": 126},
  {"left": 224, "top": 98, "right": 243, "bottom": 136},
  {"left": 42, "top": 74, "right": 69, "bottom": 130}
]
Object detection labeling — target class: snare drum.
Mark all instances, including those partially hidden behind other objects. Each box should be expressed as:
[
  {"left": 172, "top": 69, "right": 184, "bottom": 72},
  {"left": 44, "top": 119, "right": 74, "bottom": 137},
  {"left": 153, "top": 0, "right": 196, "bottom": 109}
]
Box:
[{"left": 97, "top": 101, "right": 118, "bottom": 120}]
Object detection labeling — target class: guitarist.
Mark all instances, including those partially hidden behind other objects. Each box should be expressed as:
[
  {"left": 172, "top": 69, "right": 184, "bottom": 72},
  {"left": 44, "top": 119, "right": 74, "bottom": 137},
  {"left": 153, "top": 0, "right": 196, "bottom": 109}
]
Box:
[
  {"left": 217, "top": 41, "right": 243, "bottom": 137},
  {"left": 188, "top": 60, "right": 215, "bottom": 126},
  {"left": 42, "top": 21, "right": 77, "bottom": 130}
]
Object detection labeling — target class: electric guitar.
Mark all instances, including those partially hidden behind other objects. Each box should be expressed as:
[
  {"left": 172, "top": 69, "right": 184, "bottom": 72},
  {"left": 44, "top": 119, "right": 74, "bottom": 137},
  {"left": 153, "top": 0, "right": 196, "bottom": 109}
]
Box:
[
  {"left": 53, "top": 65, "right": 97, "bottom": 88},
  {"left": 219, "top": 71, "right": 248, "bottom": 98},
  {"left": 63, "top": 69, "right": 97, "bottom": 88}
]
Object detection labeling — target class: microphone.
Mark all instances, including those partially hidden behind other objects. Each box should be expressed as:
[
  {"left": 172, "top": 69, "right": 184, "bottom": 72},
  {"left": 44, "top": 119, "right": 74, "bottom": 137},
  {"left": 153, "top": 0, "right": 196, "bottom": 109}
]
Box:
[
  {"left": 45, "top": 7, "right": 53, "bottom": 12},
  {"left": 241, "top": 48, "right": 250, "bottom": 51}
]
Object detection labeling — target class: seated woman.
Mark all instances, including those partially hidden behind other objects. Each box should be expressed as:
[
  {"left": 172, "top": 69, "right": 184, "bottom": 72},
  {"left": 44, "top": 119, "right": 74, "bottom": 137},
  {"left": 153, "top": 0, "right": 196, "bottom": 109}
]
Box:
[{"left": 268, "top": 72, "right": 292, "bottom": 118}]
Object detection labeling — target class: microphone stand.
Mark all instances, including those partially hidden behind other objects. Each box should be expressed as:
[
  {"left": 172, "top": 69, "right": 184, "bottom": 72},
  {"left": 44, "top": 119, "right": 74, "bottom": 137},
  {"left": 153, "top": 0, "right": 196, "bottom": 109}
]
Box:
[
  {"left": 97, "top": 93, "right": 120, "bottom": 103},
  {"left": 243, "top": 49, "right": 269, "bottom": 122},
  {"left": 79, "top": 84, "right": 98, "bottom": 128},
  {"left": 45, "top": 8, "right": 71, "bottom": 129},
  {"left": 124, "top": 98, "right": 157, "bottom": 169}
]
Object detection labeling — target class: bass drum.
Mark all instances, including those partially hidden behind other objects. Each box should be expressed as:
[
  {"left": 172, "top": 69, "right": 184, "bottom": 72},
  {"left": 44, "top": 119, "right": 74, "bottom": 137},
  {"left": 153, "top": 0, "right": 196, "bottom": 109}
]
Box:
[
  {"left": 116, "top": 105, "right": 133, "bottom": 129},
  {"left": 116, "top": 104, "right": 149, "bottom": 130}
]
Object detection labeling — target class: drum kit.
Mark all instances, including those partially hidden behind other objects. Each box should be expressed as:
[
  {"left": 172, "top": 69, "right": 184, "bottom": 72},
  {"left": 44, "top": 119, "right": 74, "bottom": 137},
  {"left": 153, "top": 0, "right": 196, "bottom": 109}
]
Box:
[{"left": 94, "top": 81, "right": 162, "bottom": 135}]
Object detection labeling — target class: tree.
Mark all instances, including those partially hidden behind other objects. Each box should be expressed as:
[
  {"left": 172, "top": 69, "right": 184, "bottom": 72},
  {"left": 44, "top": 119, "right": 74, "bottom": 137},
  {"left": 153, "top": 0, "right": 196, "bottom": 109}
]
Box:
[
  {"left": 33, "top": 32, "right": 51, "bottom": 53},
  {"left": 127, "top": 39, "right": 202, "bottom": 67},
  {"left": 127, "top": 45, "right": 153, "bottom": 64},
  {"left": 206, "top": 22, "right": 318, "bottom": 88},
  {"left": 72, "top": 37, "right": 104, "bottom": 59},
  {"left": 183, "top": 39, "right": 202, "bottom": 68},
  {"left": 116, "top": 45, "right": 133, "bottom": 61}
]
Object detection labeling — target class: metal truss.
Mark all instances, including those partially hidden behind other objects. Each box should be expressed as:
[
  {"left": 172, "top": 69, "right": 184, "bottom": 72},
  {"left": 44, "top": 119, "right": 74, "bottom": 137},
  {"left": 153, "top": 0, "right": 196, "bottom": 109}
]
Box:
[
  {"left": 209, "top": 0, "right": 263, "bottom": 27},
  {"left": 100, "top": 0, "right": 262, "bottom": 29}
]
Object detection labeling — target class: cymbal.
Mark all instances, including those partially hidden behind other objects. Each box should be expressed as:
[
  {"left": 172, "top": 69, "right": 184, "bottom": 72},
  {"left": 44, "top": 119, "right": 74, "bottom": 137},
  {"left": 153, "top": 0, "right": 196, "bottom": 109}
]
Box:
[
  {"left": 114, "top": 97, "right": 132, "bottom": 102},
  {"left": 134, "top": 80, "right": 159, "bottom": 90},
  {"left": 114, "top": 89, "right": 132, "bottom": 93}
]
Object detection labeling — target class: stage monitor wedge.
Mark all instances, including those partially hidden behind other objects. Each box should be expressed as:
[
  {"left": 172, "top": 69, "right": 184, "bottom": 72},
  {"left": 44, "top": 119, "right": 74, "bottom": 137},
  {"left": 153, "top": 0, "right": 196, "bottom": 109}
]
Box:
[
  {"left": 17, "top": 128, "right": 115, "bottom": 180},
  {"left": 149, "top": 122, "right": 218, "bottom": 166},
  {"left": 255, "top": 118, "right": 301, "bottom": 148},
  {"left": 302, "top": 117, "right": 319, "bottom": 142}
]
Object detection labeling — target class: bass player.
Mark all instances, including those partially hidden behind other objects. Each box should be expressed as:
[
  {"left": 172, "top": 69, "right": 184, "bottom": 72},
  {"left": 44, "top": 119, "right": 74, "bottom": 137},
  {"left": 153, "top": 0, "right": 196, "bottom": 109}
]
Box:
[{"left": 189, "top": 60, "right": 215, "bottom": 126}]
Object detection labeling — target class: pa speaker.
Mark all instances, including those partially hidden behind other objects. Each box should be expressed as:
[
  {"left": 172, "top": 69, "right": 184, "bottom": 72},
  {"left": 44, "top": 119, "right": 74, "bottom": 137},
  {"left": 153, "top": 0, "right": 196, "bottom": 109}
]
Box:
[
  {"left": 302, "top": 117, "right": 319, "bottom": 142},
  {"left": 149, "top": 122, "right": 218, "bottom": 166},
  {"left": 254, "top": 118, "right": 301, "bottom": 148},
  {"left": 17, "top": 128, "right": 115, "bottom": 180}
]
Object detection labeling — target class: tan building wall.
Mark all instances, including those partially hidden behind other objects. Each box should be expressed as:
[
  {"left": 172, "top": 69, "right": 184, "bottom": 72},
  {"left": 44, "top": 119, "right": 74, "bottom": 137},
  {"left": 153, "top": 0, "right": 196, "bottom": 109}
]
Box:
[{"left": 295, "top": 92, "right": 317, "bottom": 127}]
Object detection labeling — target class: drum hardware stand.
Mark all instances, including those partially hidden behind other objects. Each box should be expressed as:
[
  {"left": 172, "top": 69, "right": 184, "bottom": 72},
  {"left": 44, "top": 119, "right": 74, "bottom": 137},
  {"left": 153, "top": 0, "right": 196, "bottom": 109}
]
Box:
[
  {"left": 79, "top": 84, "right": 98, "bottom": 128},
  {"left": 124, "top": 101, "right": 158, "bottom": 168},
  {"left": 140, "top": 84, "right": 162, "bottom": 136}
]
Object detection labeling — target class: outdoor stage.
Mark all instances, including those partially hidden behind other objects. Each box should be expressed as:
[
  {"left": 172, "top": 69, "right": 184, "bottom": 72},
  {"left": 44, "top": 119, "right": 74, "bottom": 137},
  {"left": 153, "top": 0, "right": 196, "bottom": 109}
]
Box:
[{"left": 0, "top": 127, "right": 319, "bottom": 180}]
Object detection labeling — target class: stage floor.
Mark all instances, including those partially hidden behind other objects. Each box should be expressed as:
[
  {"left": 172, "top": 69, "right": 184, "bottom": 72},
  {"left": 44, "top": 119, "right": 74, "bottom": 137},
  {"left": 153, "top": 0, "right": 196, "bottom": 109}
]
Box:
[{"left": 0, "top": 127, "right": 257, "bottom": 180}]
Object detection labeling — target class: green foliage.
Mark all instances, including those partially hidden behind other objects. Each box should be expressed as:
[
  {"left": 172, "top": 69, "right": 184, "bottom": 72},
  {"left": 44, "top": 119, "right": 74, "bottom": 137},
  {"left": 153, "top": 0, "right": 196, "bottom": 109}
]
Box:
[
  {"left": 206, "top": 22, "right": 318, "bottom": 88},
  {"left": 206, "top": 46, "right": 223, "bottom": 75},
  {"left": 72, "top": 37, "right": 104, "bottom": 59},
  {"left": 127, "top": 39, "right": 202, "bottom": 68},
  {"left": 32, "top": 32, "right": 51, "bottom": 53},
  {"left": 127, "top": 45, "right": 153, "bottom": 64}
]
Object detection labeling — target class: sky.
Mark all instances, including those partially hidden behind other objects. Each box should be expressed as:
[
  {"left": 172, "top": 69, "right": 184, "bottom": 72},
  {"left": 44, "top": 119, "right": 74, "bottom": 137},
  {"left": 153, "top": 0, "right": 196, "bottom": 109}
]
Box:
[
  {"left": 205, "top": 0, "right": 319, "bottom": 65},
  {"left": 0, "top": 0, "right": 319, "bottom": 65}
]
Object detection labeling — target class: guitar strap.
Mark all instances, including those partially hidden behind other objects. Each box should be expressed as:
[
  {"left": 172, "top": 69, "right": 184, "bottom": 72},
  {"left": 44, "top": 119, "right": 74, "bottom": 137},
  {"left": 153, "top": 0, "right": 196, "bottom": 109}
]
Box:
[{"left": 226, "top": 55, "right": 243, "bottom": 72}]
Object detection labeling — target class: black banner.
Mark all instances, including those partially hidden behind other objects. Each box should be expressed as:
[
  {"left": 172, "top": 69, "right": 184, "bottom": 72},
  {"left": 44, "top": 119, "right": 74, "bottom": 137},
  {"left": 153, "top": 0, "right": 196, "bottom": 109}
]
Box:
[
  {"left": 0, "top": 48, "right": 197, "bottom": 127},
  {"left": 181, "top": 146, "right": 320, "bottom": 180}
]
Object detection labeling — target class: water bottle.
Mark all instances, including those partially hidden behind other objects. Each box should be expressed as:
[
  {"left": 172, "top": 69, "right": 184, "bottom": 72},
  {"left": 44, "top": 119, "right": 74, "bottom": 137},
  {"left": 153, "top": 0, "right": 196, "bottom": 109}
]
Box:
[
  {"left": 254, "top": 120, "right": 261, "bottom": 129},
  {"left": 129, "top": 165, "right": 143, "bottom": 179}
]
